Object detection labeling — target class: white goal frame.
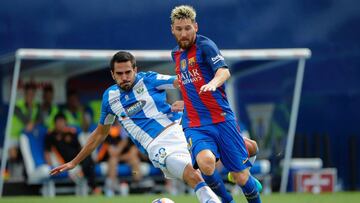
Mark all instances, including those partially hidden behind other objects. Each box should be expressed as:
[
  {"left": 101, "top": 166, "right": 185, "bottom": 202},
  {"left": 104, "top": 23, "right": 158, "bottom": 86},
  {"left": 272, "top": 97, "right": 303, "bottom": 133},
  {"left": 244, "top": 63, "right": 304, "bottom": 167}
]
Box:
[{"left": 0, "top": 48, "right": 311, "bottom": 195}]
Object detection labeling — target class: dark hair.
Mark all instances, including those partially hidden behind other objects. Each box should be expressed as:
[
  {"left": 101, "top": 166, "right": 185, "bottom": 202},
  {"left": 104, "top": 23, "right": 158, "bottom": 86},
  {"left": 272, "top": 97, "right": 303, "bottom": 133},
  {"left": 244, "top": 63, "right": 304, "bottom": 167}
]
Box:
[
  {"left": 54, "top": 112, "right": 66, "bottom": 121},
  {"left": 110, "top": 51, "right": 136, "bottom": 72},
  {"left": 66, "top": 89, "right": 78, "bottom": 98},
  {"left": 24, "top": 82, "right": 36, "bottom": 91},
  {"left": 43, "top": 84, "right": 53, "bottom": 93}
]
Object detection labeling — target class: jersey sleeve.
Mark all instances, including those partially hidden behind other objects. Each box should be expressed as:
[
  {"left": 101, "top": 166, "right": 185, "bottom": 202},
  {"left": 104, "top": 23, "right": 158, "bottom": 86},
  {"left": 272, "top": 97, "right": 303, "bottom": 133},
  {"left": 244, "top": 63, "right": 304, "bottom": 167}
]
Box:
[
  {"left": 99, "top": 91, "right": 116, "bottom": 125},
  {"left": 201, "top": 40, "right": 228, "bottom": 72},
  {"left": 145, "top": 71, "right": 176, "bottom": 90}
]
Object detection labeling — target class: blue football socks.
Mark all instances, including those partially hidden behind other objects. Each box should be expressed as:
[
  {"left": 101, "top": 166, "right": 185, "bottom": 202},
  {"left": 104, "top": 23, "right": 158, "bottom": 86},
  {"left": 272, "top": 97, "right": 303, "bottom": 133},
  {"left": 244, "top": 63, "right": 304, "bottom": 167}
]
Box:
[
  {"left": 240, "top": 175, "right": 261, "bottom": 203},
  {"left": 202, "top": 171, "right": 233, "bottom": 203}
]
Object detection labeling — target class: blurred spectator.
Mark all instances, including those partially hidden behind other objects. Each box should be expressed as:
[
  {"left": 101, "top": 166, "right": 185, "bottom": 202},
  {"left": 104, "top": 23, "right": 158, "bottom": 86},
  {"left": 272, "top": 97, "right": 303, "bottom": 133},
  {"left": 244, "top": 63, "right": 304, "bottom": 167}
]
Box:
[
  {"left": 87, "top": 99, "right": 102, "bottom": 124},
  {"left": 9, "top": 82, "right": 39, "bottom": 179},
  {"left": 79, "top": 121, "right": 143, "bottom": 197},
  {"left": 62, "top": 90, "right": 91, "bottom": 130},
  {"left": 44, "top": 113, "right": 100, "bottom": 194},
  {"left": 38, "top": 84, "right": 59, "bottom": 130}
]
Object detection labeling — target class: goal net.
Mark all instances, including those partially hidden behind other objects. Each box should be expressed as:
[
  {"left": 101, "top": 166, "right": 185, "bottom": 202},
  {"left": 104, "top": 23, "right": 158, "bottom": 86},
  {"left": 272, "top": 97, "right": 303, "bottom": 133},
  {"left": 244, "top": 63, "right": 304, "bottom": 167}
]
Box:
[{"left": 0, "top": 48, "right": 311, "bottom": 195}]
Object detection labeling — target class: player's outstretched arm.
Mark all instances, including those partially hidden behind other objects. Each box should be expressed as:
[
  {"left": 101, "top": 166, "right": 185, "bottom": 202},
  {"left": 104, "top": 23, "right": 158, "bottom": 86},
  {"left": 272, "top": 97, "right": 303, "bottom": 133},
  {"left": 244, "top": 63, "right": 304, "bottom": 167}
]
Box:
[
  {"left": 199, "top": 67, "right": 230, "bottom": 94},
  {"left": 50, "top": 124, "right": 111, "bottom": 176}
]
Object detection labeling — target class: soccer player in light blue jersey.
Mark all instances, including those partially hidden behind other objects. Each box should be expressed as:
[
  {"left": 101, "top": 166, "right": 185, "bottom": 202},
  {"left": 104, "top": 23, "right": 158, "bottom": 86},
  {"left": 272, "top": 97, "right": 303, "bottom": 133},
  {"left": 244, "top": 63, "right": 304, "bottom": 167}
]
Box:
[
  {"left": 50, "top": 51, "right": 220, "bottom": 203},
  {"left": 170, "top": 5, "right": 261, "bottom": 203}
]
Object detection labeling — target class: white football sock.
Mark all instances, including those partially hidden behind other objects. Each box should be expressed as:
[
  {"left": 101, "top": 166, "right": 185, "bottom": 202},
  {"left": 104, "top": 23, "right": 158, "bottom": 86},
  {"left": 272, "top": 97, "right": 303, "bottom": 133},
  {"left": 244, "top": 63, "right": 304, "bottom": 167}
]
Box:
[{"left": 195, "top": 185, "right": 221, "bottom": 203}]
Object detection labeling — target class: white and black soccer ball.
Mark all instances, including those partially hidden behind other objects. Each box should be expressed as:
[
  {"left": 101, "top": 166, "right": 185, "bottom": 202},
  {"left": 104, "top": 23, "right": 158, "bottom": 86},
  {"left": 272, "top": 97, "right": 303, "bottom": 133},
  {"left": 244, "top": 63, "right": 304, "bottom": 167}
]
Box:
[{"left": 151, "top": 197, "right": 175, "bottom": 203}]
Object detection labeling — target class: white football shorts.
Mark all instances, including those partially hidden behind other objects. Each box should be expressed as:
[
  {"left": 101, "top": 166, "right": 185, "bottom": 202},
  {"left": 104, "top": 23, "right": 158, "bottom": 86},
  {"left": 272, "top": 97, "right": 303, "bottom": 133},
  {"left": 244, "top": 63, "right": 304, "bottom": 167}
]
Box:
[{"left": 147, "top": 123, "right": 191, "bottom": 180}]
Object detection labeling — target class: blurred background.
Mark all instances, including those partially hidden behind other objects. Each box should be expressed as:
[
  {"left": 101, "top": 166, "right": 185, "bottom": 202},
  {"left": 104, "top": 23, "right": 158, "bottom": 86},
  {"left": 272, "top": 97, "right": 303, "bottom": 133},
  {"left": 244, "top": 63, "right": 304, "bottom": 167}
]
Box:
[{"left": 0, "top": 0, "right": 359, "bottom": 199}]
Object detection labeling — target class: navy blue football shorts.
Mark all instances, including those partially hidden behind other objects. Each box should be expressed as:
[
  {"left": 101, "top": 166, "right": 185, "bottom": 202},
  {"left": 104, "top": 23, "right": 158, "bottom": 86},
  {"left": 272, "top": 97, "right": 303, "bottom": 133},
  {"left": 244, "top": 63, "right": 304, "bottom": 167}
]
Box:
[{"left": 184, "top": 120, "right": 252, "bottom": 172}]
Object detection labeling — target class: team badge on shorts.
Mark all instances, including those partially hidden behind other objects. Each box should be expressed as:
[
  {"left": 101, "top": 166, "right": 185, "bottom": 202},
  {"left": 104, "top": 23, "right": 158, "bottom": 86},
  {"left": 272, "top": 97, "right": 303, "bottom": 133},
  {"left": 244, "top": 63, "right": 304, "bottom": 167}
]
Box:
[
  {"left": 187, "top": 138, "right": 192, "bottom": 150},
  {"left": 158, "top": 147, "right": 167, "bottom": 158}
]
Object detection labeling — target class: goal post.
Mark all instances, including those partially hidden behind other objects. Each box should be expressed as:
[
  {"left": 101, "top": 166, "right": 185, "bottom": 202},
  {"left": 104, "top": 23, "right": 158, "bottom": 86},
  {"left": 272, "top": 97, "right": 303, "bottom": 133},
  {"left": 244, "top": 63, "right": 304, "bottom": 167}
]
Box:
[{"left": 0, "top": 48, "right": 311, "bottom": 196}]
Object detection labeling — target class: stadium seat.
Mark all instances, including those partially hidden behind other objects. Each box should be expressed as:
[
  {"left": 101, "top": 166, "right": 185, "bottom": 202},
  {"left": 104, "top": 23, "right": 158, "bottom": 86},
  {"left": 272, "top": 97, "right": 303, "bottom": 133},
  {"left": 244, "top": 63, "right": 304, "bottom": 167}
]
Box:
[
  {"left": 19, "top": 124, "right": 164, "bottom": 196},
  {"left": 19, "top": 125, "right": 88, "bottom": 196}
]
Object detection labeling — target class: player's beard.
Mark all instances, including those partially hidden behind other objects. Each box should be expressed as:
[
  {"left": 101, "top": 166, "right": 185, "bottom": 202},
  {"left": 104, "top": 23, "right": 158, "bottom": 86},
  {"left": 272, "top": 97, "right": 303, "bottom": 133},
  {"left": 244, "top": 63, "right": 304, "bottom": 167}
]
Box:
[
  {"left": 119, "top": 81, "right": 132, "bottom": 91},
  {"left": 177, "top": 36, "right": 195, "bottom": 50}
]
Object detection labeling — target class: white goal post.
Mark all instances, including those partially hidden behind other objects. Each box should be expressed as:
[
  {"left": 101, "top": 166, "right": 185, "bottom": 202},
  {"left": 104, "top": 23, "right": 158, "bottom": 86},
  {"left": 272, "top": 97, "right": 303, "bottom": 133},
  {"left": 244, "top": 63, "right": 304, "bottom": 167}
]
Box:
[{"left": 0, "top": 48, "right": 311, "bottom": 196}]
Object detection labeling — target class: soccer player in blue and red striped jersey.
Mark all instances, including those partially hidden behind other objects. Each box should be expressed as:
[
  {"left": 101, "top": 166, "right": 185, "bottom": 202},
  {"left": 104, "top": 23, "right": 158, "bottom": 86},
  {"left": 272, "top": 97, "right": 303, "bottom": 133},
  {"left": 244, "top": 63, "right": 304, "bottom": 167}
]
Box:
[{"left": 170, "top": 5, "right": 261, "bottom": 203}]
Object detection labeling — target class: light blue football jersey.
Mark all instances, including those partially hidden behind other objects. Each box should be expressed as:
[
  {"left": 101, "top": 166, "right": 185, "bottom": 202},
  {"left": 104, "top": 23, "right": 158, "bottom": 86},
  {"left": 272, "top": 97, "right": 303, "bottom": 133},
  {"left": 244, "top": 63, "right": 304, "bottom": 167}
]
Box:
[{"left": 99, "top": 71, "right": 182, "bottom": 153}]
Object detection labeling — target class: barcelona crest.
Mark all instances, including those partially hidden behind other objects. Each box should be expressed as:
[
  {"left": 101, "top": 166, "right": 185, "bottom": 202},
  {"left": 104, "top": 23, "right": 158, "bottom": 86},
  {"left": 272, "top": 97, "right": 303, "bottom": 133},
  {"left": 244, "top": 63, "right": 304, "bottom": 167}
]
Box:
[{"left": 188, "top": 57, "right": 196, "bottom": 67}]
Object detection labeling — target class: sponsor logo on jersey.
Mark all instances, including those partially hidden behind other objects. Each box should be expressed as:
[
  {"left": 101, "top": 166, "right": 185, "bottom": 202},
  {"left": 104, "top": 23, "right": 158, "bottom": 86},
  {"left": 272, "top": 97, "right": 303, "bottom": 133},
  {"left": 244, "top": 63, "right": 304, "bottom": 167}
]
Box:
[
  {"left": 125, "top": 100, "right": 146, "bottom": 116},
  {"left": 176, "top": 69, "right": 202, "bottom": 85},
  {"left": 109, "top": 98, "right": 120, "bottom": 105},
  {"left": 211, "top": 54, "right": 224, "bottom": 64}
]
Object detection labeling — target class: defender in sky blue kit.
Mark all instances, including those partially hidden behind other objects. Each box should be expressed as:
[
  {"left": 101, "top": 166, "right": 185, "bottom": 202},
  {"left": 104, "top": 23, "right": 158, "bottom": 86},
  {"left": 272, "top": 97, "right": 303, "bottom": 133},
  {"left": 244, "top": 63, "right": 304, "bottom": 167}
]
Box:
[
  {"left": 50, "top": 51, "right": 220, "bottom": 203},
  {"left": 99, "top": 71, "right": 181, "bottom": 154}
]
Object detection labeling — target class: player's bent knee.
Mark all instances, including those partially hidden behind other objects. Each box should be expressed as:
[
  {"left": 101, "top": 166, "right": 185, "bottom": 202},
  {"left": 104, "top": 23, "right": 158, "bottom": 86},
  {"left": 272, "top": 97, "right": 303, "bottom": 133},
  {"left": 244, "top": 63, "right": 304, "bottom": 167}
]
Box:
[
  {"left": 231, "top": 170, "right": 250, "bottom": 186},
  {"left": 250, "top": 141, "right": 259, "bottom": 157},
  {"left": 245, "top": 138, "right": 259, "bottom": 157},
  {"left": 196, "top": 153, "right": 216, "bottom": 175},
  {"left": 198, "top": 163, "right": 216, "bottom": 175}
]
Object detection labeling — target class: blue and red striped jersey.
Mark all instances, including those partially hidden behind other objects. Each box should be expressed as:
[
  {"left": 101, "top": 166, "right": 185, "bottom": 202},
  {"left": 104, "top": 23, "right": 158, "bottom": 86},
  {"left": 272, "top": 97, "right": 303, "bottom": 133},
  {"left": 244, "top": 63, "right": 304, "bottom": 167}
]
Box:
[{"left": 171, "top": 34, "right": 236, "bottom": 128}]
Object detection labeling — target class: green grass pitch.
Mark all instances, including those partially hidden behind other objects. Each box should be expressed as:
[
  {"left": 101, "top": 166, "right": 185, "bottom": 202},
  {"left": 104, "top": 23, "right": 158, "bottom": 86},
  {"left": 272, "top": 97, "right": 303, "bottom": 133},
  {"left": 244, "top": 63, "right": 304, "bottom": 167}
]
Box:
[{"left": 0, "top": 192, "right": 359, "bottom": 203}]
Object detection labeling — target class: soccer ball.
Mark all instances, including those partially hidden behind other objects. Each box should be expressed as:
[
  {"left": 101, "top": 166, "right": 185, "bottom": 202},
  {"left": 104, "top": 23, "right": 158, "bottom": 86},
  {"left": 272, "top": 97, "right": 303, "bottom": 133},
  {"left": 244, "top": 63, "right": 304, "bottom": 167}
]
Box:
[{"left": 151, "top": 197, "right": 175, "bottom": 203}]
